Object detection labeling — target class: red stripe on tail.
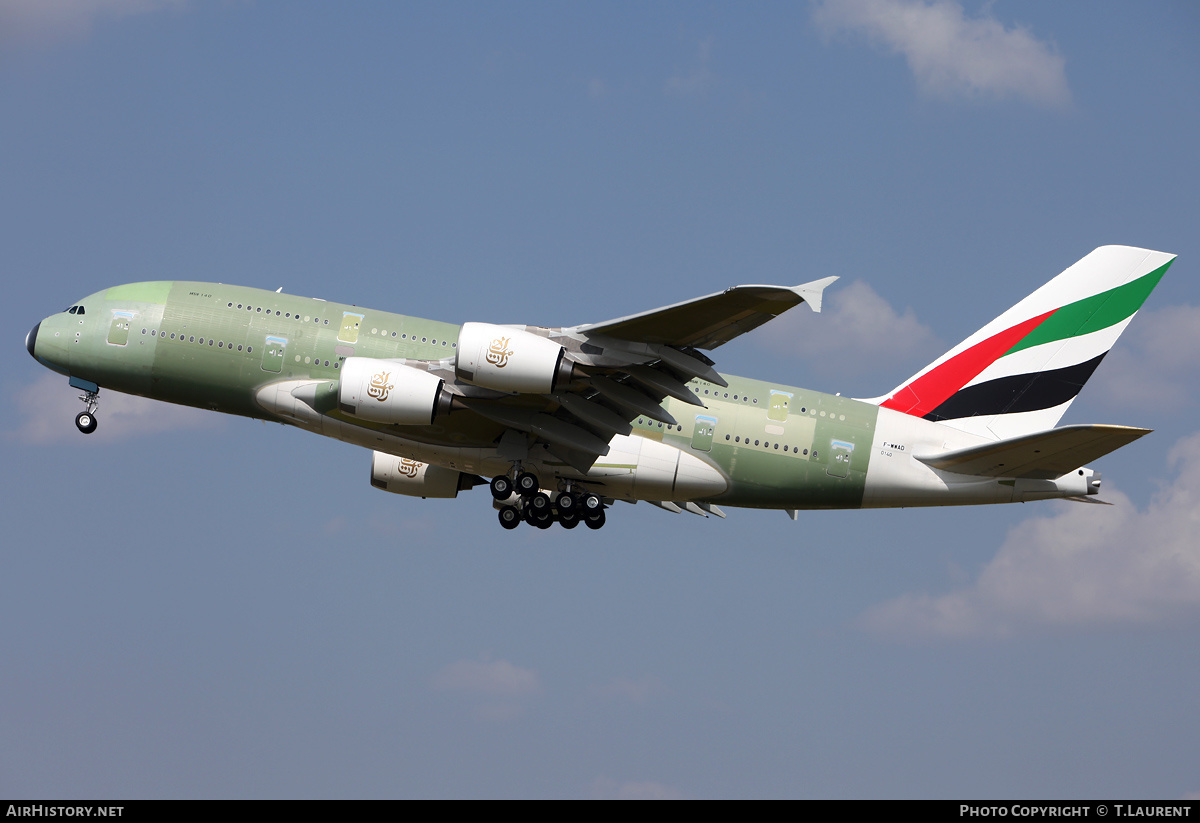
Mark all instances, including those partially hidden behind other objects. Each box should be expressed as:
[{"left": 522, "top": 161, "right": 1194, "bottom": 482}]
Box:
[{"left": 881, "top": 310, "right": 1055, "bottom": 418}]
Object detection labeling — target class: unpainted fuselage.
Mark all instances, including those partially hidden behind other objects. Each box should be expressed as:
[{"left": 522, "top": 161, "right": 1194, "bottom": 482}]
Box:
[{"left": 28, "top": 281, "right": 1087, "bottom": 512}]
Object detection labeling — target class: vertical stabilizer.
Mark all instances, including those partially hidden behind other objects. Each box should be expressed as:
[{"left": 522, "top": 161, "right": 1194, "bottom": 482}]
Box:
[{"left": 866, "top": 246, "right": 1175, "bottom": 440}]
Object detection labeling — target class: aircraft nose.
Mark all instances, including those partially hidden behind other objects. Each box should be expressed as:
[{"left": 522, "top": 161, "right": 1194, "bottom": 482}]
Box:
[{"left": 26, "top": 321, "right": 39, "bottom": 360}]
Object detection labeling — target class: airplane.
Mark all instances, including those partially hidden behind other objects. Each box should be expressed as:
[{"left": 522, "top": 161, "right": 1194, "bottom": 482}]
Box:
[{"left": 25, "top": 245, "right": 1174, "bottom": 530}]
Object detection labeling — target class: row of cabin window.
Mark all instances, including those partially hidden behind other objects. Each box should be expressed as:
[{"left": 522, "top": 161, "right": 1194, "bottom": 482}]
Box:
[
  {"left": 634, "top": 417, "right": 812, "bottom": 456},
  {"left": 223, "top": 301, "right": 456, "bottom": 347},
  {"left": 147, "top": 327, "right": 343, "bottom": 368},
  {"left": 698, "top": 389, "right": 757, "bottom": 402},
  {"left": 367, "top": 327, "right": 457, "bottom": 347},
  {"left": 145, "top": 327, "right": 254, "bottom": 353},
  {"left": 227, "top": 302, "right": 328, "bottom": 324},
  {"left": 724, "top": 433, "right": 811, "bottom": 456}
]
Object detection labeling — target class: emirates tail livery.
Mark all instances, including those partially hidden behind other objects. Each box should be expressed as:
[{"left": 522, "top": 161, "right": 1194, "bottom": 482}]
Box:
[{"left": 27, "top": 245, "right": 1174, "bottom": 530}]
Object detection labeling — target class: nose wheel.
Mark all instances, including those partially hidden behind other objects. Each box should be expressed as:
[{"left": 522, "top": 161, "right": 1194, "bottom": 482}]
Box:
[
  {"left": 75, "top": 411, "right": 98, "bottom": 434},
  {"left": 75, "top": 389, "right": 99, "bottom": 434}
]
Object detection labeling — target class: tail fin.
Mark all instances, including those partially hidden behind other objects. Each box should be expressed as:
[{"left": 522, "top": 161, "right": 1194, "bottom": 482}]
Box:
[{"left": 868, "top": 245, "right": 1175, "bottom": 440}]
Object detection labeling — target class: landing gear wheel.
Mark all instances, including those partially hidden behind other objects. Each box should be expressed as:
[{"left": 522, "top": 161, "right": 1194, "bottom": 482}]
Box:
[
  {"left": 554, "top": 491, "right": 577, "bottom": 513},
  {"left": 559, "top": 511, "right": 579, "bottom": 529},
  {"left": 490, "top": 475, "right": 514, "bottom": 500},
  {"left": 528, "top": 492, "right": 552, "bottom": 514},
  {"left": 581, "top": 492, "right": 602, "bottom": 512},
  {"left": 584, "top": 508, "right": 606, "bottom": 530},
  {"left": 524, "top": 507, "right": 553, "bottom": 529},
  {"left": 516, "top": 471, "right": 540, "bottom": 496},
  {"left": 75, "top": 412, "right": 97, "bottom": 434},
  {"left": 498, "top": 505, "right": 521, "bottom": 530}
]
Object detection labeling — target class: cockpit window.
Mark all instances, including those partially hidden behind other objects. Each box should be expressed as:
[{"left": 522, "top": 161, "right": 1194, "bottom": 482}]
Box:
[
  {"left": 77, "top": 305, "right": 85, "bottom": 315},
  {"left": 65, "top": 305, "right": 86, "bottom": 315}
]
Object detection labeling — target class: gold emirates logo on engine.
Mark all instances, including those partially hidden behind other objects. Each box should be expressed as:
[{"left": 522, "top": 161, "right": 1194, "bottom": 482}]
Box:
[
  {"left": 486, "top": 336, "right": 514, "bottom": 368},
  {"left": 397, "top": 458, "right": 421, "bottom": 477},
  {"left": 367, "top": 370, "right": 393, "bottom": 402}
]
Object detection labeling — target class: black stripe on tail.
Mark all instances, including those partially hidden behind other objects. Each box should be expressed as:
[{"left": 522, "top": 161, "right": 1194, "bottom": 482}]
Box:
[{"left": 923, "top": 353, "right": 1107, "bottom": 423}]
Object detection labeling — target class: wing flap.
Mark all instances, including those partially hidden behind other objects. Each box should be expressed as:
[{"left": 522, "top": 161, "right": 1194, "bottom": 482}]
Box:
[{"left": 915, "top": 424, "right": 1151, "bottom": 479}]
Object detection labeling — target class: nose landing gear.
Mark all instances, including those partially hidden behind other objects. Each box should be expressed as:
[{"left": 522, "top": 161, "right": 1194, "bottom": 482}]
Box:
[{"left": 75, "top": 388, "right": 99, "bottom": 434}]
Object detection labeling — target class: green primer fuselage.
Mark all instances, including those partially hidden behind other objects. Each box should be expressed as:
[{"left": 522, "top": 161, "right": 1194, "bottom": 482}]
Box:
[{"left": 38, "top": 281, "right": 877, "bottom": 509}]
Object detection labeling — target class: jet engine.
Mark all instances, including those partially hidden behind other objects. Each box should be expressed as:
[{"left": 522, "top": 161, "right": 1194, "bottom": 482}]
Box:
[
  {"left": 339, "top": 357, "right": 453, "bottom": 425},
  {"left": 455, "top": 322, "right": 579, "bottom": 393},
  {"left": 369, "top": 451, "right": 478, "bottom": 499}
]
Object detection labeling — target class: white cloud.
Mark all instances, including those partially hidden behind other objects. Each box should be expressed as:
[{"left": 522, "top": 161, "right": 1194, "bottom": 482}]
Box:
[
  {"left": 862, "top": 431, "right": 1200, "bottom": 639},
  {"left": 759, "top": 279, "right": 940, "bottom": 379},
  {"left": 1089, "top": 304, "right": 1200, "bottom": 414},
  {"left": 430, "top": 655, "right": 541, "bottom": 698},
  {"left": 431, "top": 655, "right": 542, "bottom": 722},
  {"left": 664, "top": 37, "right": 715, "bottom": 97},
  {"left": 590, "top": 776, "right": 686, "bottom": 800},
  {"left": 7, "top": 373, "right": 219, "bottom": 445},
  {"left": 0, "top": 0, "right": 184, "bottom": 47},
  {"left": 812, "top": 0, "right": 1070, "bottom": 106}
]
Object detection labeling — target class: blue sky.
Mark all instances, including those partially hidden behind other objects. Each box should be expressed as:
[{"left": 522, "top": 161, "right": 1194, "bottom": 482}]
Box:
[{"left": 4, "top": 0, "right": 1199, "bottom": 798}]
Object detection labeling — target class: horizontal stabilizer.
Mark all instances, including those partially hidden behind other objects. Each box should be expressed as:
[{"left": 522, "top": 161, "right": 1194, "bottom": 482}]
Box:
[{"left": 916, "top": 424, "right": 1151, "bottom": 480}]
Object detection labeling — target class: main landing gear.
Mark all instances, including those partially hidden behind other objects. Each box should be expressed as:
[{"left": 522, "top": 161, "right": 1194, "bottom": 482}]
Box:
[
  {"left": 75, "top": 389, "right": 99, "bottom": 434},
  {"left": 491, "top": 469, "right": 606, "bottom": 531}
]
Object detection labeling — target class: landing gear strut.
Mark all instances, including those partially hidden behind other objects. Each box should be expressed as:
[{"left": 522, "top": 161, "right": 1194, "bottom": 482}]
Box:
[{"left": 75, "top": 389, "right": 99, "bottom": 434}]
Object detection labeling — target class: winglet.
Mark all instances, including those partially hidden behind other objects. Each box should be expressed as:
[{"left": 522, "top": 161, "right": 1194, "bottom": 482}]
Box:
[{"left": 792, "top": 276, "right": 838, "bottom": 314}]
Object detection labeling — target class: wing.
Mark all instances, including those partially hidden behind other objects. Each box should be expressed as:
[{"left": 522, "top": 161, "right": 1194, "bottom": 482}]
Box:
[
  {"left": 568, "top": 278, "right": 838, "bottom": 349},
  {"left": 448, "top": 276, "right": 839, "bottom": 474}
]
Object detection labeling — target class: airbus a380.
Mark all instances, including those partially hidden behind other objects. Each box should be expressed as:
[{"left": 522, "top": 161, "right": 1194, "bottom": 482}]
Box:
[{"left": 26, "top": 245, "right": 1174, "bottom": 530}]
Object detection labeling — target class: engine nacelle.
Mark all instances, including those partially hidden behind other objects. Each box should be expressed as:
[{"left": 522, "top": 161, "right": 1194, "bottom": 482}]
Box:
[
  {"left": 370, "top": 452, "right": 473, "bottom": 499},
  {"left": 339, "top": 357, "right": 452, "bottom": 425},
  {"left": 456, "top": 322, "right": 576, "bottom": 393}
]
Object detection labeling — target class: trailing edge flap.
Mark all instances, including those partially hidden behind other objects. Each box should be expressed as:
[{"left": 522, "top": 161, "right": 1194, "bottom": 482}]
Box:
[
  {"left": 569, "top": 277, "right": 838, "bottom": 350},
  {"left": 916, "top": 424, "right": 1151, "bottom": 480}
]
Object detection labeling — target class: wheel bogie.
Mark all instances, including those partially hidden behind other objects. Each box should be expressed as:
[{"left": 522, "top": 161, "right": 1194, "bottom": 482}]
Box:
[{"left": 492, "top": 474, "right": 608, "bottom": 530}]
